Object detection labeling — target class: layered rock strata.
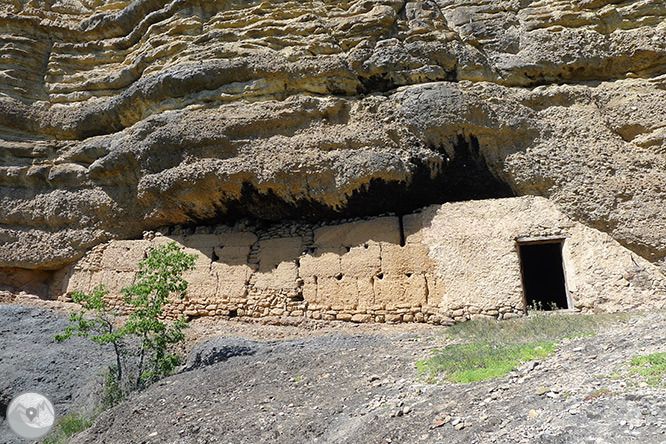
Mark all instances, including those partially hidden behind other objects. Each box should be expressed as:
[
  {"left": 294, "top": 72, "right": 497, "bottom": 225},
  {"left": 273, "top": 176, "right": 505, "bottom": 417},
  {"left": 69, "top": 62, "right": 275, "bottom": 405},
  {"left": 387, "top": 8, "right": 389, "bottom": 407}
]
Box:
[{"left": 1, "top": 0, "right": 666, "bottom": 278}]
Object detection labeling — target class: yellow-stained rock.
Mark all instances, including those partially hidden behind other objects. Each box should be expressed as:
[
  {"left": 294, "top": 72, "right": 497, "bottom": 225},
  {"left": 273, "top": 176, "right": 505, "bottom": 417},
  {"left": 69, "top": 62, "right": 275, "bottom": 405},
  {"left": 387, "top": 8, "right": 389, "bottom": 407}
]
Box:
[
  {"left": 253, "top": 262, "right": 299, "bottom": 294},
  {"left": 315, "top": 276, "right": 358, "bottom": 308},
  {"left": 99, "top": 241, "right": 149, "bottom": 272},
  {"left": 299, "top": 249, "right": 342, "bottom": 280},
  {"left": 340, "top": 244, "right": 381, "bottom": 278},
  {"left": 258, "top": 238, "right": 303, "bottom": 272}
]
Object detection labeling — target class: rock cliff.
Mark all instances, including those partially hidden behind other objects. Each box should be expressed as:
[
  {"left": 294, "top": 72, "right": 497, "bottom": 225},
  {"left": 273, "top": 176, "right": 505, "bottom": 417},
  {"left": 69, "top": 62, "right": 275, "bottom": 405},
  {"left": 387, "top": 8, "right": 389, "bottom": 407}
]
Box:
[{"left": 1, "top": 0, "right": 665, "bottom": 274}]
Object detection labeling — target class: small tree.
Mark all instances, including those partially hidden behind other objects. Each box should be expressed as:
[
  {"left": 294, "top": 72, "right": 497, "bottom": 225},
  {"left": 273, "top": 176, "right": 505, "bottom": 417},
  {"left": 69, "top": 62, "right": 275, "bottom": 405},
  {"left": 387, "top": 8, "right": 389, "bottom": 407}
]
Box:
[{"left": 56, "top": 241, "right": 197, "bottom": 406}]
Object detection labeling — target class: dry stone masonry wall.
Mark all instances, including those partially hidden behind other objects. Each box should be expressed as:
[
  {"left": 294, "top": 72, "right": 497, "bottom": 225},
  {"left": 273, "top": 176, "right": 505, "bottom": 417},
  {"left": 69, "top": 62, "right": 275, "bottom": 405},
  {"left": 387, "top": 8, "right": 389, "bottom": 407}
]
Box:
[{"left": 52, "top": 197, "right": 666, "bottom": 325}]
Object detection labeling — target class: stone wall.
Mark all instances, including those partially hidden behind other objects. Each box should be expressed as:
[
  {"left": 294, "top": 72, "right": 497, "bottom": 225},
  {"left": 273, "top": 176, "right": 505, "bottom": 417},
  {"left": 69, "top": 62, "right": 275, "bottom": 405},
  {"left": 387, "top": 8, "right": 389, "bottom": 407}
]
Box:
[
  {"left": 52, "top": 196, "right": 666, "bottom": 324},
  {"left": 417, "top": 197, "right": 666, "bottom": 317}
]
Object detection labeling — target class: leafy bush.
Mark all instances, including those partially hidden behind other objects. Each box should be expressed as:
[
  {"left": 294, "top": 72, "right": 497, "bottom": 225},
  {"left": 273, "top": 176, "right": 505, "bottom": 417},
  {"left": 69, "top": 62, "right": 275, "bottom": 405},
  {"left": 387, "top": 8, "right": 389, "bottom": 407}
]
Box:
[{"left": 55, "top": 241, "right": 197, "bottom": 406}]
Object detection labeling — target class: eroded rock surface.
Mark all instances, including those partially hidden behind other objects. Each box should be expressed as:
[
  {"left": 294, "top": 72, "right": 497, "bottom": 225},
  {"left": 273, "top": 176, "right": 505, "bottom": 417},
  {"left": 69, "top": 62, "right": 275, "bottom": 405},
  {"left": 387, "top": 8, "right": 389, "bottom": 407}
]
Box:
[{"left": 1, "top": 0, "right": 666, "bottom": 271}]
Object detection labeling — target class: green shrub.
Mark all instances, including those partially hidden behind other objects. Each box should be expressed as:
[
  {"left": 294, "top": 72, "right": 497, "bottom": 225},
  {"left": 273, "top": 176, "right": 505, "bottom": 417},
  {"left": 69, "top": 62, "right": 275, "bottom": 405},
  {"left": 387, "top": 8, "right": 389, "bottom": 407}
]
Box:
[
  {"left": 41, "top": 411, "right": 95, "bottom": 444},
  {"left": 55, "top": 241, "right": 197, "bottom": 406}
]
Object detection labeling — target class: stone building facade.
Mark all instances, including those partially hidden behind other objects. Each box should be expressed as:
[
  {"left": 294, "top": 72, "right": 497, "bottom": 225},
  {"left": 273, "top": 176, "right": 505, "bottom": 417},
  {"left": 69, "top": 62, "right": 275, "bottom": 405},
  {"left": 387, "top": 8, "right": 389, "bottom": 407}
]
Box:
[{"left": 52, "top": 196, "right": 666, "bottom": 324}]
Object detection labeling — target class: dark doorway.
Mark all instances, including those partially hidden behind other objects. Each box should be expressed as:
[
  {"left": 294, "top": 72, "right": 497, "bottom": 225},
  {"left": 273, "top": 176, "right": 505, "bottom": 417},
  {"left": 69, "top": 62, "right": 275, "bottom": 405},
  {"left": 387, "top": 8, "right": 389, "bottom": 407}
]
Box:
[{"left": 519, "top": 241, "right": 569, "bottom": 311}]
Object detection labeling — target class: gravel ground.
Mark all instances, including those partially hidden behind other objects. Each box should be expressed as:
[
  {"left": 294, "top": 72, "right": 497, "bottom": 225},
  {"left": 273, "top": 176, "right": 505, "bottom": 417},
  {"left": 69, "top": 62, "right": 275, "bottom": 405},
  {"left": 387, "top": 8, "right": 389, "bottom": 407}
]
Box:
[
  {"left": 3, "top": 297, "right": 666, "bottom": 444},
  {"left": 0, "top": 303, "right": 112, "bottom": 444}
]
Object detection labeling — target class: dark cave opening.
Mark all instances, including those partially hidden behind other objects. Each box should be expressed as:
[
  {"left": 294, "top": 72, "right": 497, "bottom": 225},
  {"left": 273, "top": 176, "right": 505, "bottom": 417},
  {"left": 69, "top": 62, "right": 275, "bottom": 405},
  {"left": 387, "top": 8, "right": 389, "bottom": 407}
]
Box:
[
  {"left": 435, "top": 134, "right": 515, "bottom": 202},
  {"left": 519, "top": 241, "right": 569, "bottom": 311},
  {"left": 193, "top": 134, "right": 514, "bottom": 226},
  {"left": 340, "top": 135, "right": 515, "bottom": 219}
]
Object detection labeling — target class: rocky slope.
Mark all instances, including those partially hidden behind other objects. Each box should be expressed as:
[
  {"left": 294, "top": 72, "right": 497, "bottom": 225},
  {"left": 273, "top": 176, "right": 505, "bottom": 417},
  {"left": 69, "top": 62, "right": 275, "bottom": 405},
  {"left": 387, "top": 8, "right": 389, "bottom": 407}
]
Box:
[
  {"left": 0, "top": 302, "right": 111, "bottom": 444},
  {"left": 72, "top": 312, "right": 666, "bottom": 444},
  {"left": 1, "top": 0, "right": 666, "bottom": 274},
  {"left": 3, "top": 301, "right": 666, "bottom": 444}
]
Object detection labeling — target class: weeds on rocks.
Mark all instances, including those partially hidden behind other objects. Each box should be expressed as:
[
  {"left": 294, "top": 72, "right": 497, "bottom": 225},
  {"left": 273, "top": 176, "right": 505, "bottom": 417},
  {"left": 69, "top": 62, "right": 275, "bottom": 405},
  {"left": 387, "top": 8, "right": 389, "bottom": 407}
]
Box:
[
  {"left": 41, "top": 411, "right": 95, "bottom": 444},
  {"left": 416, "top": 312, "right": 628, "bottom": 384},
  {"left": 583, "top": 387, "right": 614, "bottom": 402},
  {"left": 416, "top": 341, "right": 557, "bottom": 383},
  {"left": 628, "top": 352, "right": 666, "bottom": 387}
]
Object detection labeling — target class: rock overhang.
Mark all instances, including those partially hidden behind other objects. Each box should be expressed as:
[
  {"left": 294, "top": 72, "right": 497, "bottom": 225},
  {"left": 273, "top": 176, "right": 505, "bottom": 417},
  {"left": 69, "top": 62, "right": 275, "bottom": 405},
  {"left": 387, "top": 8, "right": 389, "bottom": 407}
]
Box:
[{"left": 0, "top": 0, "right": 665, "bottom": 277}]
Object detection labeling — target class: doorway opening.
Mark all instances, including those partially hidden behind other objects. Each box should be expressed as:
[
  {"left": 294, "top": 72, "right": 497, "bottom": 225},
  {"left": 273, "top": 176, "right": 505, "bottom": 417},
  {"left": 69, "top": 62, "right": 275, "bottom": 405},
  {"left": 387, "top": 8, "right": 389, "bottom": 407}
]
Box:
[{"left": 518, "top": 239, "right": 569, "bottom": 312}]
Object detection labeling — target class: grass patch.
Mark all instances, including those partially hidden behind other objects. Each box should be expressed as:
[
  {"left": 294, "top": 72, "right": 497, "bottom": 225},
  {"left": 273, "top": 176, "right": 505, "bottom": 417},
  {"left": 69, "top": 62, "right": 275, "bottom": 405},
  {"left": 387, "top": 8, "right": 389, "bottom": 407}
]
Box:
[
  {"left": 417, "top": 341, "right": 556, "bottom": 383},
  {"left": 446, "top": 312, "right": 624, "bottom": 345},
  {"left": 416, "top": 312, "right": 627, "bottom": 384},
  {"left": 41, "top": 411, "right": 96, "bottom": 444},
  {"left": 628, "top": 352, "right": 666, "bottom": 387}
]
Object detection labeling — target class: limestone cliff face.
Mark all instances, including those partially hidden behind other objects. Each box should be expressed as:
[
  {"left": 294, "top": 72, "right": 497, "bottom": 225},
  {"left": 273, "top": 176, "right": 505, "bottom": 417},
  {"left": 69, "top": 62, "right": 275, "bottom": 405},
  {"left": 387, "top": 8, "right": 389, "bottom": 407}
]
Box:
[{"left": 1, "top": 0, "right": 666, "bottom": 271}]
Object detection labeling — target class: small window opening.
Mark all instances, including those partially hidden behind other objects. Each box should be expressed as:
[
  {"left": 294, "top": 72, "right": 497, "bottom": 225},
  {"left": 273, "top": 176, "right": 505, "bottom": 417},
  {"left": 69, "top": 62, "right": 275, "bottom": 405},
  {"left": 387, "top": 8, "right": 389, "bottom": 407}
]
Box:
[
  {"left": 518, "top": 240, "right": 569, "bottom": 312},
  {"left": 228, "top": 309, "right": 238, "bottom": 318}
]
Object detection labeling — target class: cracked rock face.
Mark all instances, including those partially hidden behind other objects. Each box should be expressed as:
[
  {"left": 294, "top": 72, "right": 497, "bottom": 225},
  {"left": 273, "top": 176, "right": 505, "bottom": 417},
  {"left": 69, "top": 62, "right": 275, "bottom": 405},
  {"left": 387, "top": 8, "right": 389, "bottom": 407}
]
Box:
[{"left": 1, "top": 0, "right": 666, "bottom": 270}]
